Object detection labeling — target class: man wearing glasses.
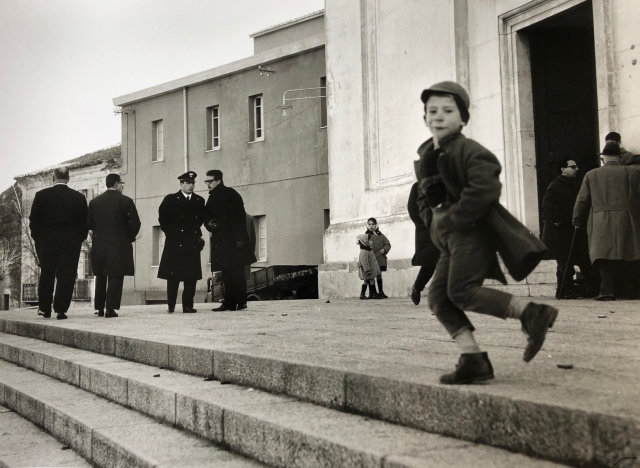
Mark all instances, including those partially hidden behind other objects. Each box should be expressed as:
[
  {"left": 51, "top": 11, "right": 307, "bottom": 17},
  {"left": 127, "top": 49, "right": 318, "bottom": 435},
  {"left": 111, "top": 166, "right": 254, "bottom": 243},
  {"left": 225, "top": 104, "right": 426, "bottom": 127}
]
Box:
[
  {"left": 88, "top": 174, "right": 141, "bottom": 317},
  {"left": 541, "top": 158, "right": 594, "bottom": 299},
  {"left": 157, "top": 171, "right": 206, "bottom": 313}
]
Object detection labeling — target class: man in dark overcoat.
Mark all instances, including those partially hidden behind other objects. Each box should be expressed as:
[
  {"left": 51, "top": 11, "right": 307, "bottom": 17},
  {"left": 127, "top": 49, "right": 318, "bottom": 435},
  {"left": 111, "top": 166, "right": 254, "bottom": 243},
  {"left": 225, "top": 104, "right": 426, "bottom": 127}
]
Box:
[
  {"left": 573, "top": 143, "right": 640, "bottom": 300},
  {"left": 88, "top": 174, "right": 141, "bottom": 317},
  {"left": 541, "top": 158, "right": 594, "bottom": 299},
  {"left": 29, "top": 166, "right": 88, "bottom": 320},
  {"left": 203, "top": 170, "right": 256, "bottom": 311},
  {"left": 158, "top": 171, "right": 206, "bottom": 313}
]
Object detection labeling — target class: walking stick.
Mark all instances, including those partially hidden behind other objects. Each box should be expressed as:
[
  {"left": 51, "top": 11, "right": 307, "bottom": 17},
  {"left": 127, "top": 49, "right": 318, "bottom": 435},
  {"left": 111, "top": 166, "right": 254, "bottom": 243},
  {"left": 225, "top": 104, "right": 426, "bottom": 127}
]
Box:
[{"left": 559, "top": 226, "right": 578, "bottom": 297}]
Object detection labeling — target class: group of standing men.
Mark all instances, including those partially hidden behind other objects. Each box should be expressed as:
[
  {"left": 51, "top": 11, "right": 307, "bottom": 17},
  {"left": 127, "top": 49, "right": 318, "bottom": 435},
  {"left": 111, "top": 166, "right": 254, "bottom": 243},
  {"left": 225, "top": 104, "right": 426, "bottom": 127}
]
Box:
[
  {"left": 542, "top": 132, "right": 640, "bottom": 301},
  {"left": 29, "top": 167, "right": 254, "bottom": 319}
]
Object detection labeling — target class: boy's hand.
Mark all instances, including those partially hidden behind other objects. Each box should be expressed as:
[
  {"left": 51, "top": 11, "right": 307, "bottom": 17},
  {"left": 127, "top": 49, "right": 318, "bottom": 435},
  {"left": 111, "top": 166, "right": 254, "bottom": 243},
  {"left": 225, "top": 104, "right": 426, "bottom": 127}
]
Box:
[
  {"left": 366, "top": 270, "right": 371, "bottom": 275},
  {"left": 379, "top": 248, "right": 385, "bottom": 254}
]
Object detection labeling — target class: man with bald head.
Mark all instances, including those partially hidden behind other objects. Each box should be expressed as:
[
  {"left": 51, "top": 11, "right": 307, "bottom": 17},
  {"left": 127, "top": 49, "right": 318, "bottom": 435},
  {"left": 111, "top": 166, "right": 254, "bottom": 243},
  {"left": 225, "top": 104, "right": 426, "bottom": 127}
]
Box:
[{"left": 29, "top": 167, "right": 88, "bottom": 319}]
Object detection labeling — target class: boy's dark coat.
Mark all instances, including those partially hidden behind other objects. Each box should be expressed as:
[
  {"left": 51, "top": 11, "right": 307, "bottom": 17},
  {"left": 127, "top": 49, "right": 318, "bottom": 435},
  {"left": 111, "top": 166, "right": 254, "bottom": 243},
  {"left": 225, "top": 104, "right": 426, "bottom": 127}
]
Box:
[
  {"left": 203, "top": 183, "right": 257, "bottom": 271},
  {"left": 88, "top": 190, "right": 141, "bottom": 276},
  {"left": 407, "top": 181, "right": 440, "bottom": 267},
  {"left": 157, "top": 191, "right": 205, "bottom": 281},
  {"left": 416, "top": 133, "right": 547, "bottom": 283}
]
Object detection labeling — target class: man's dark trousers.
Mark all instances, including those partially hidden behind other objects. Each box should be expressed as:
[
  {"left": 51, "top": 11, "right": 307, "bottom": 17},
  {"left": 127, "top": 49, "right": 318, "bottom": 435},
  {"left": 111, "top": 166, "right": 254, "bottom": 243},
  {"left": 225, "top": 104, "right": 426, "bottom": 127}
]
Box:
[
  {"left": 167, "top": 279, "right": 197, "bottom": 310},
  {"left": 600, "top": 259, "right": 639, "bottom": 298},
  {"left": 222, "top": 267, "right": 247, "bottom": 309},
  {"left": 36, "top": 238, "right": 82, "bottom": 314},
  {"left": 94, "top": 276, "right": 125, "bottom": 311}
]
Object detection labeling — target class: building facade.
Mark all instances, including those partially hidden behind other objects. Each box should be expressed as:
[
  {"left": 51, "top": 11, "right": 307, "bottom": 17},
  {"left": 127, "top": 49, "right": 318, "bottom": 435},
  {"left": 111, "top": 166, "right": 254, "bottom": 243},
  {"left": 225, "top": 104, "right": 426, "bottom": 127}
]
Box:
[
  {"left": 113, "top": 11, "right": 328, "bottom": 304},
  {"left": 14, "top": 145, "right": 122, "bottom": 308},
  {"left": 320, "top": 0, "right": 639, "bottom": 298}
]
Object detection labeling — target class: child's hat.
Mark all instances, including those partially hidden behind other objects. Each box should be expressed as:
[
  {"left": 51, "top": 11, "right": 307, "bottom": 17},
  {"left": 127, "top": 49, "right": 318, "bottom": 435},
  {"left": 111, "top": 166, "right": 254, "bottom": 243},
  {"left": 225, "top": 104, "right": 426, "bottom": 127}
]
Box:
[{"left": 420, "top": 81, "right": 470, "bottom": 123}]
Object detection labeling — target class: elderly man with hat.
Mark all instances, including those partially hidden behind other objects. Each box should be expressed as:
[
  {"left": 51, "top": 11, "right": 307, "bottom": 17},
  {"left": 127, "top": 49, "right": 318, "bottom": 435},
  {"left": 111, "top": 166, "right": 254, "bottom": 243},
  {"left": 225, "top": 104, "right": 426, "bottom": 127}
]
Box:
[
  {"left": 157, "top": 171, "right": 206, "bottom": 313},
  {"left": 573, "top": 142, "right": 640, "bottom": 300},
  {"left": 415, "top": 81, "right": 557, "bottom": 385}
]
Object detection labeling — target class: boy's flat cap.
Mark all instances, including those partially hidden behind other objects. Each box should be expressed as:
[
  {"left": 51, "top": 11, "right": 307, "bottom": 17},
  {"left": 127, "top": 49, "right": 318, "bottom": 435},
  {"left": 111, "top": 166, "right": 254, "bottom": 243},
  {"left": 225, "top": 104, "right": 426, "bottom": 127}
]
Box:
[{"left": 420, "top": 81, "right": 470, "bottom": 110}]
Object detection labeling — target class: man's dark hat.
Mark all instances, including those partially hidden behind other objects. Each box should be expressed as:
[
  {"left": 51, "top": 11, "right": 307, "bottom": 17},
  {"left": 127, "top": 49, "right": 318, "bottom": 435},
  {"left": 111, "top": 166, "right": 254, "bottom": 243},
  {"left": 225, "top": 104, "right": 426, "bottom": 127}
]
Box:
[
  {"left": 599, "top": 142, "right": 622, "bottom": 156},
  {"left": 420, "top": 81, "right": 471, "bottom": 123},
  {"left": 178, "top": 171, "right": 197, "bottom": 181}
]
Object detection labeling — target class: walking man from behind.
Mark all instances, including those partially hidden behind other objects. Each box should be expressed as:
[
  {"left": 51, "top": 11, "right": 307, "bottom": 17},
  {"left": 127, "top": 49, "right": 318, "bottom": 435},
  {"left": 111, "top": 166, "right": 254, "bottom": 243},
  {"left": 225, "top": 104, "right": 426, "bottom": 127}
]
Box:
[
  {"left": 204, "top": 170, "right": 256, "bottom": 311},
  {"left": 573, "top": 142, "right": 640, "bottom": 300},
  {"left": 29, "top": 167, "right": 88, "bottom": 320},
  {"left": 158, "top": 171, "right": 206, "bottom": 313},
  {"left": 88, "top": 174, "right": 141, "bottom": 317}
]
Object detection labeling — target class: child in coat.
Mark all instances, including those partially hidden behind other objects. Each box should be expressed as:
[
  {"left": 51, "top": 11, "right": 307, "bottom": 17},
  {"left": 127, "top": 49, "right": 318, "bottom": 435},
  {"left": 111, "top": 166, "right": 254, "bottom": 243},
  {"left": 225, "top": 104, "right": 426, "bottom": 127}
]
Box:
[
  {"left": 366, "top": 218, "right": 391, "bottom": 298},
  {"left": 417, "top": 81, "right": 558, "bottom": 385},
  {"left": 356, "top": 233, "right": 381, "bottom": 299}
]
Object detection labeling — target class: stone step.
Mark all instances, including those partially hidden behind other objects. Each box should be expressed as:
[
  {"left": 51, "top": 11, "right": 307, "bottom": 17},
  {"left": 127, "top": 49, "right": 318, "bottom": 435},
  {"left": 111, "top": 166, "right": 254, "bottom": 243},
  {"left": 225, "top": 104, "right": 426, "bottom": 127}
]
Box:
[
  {"left": 0, "top": 333, "right": 566, "bottom": 468},
  {"left": 0, "top": 359, "right": 264, "bottom": 468},
  {"left": 1, "top": 305, "right": 636, "bottom": 468},
  {"left": 0, "top": 404, "right": 91, "bottom": 467}
]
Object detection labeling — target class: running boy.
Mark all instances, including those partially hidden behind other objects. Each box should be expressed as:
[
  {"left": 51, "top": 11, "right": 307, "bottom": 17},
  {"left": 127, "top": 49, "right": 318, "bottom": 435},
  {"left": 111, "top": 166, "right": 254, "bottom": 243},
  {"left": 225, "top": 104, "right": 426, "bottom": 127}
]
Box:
[{"left": 416, "top": 81, "right": 558, "bottom": 385}]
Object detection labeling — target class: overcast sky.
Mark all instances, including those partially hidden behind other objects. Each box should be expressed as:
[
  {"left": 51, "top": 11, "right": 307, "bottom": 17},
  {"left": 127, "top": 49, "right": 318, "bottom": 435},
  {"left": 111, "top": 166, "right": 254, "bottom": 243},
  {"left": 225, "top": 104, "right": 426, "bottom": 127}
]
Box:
[{"left": 0, "top": 0, "right": 324, "bottom": 191}]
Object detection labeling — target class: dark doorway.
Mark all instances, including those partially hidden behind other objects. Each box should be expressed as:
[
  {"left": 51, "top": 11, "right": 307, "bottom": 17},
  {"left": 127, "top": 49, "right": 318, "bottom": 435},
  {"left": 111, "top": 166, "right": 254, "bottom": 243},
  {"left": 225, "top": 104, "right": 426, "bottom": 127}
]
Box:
[
  {"left": 527, "top": 2, "right": 599, "bottom": 227},
  {"left": 2, "top": 294, "right": 8, "bottom": 310}
]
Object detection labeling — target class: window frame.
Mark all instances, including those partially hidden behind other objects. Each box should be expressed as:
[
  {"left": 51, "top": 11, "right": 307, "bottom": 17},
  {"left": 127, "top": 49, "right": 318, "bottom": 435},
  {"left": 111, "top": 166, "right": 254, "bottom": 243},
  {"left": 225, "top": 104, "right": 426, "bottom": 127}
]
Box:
[
  {"left": 152, "top": 119, "right": 164, "bottom": 162},
  {"left": 249, "top": 94, "right": 264, "bottom": 143},
  {"left": 320, "top": 76, "right": 327, "bottom": 128},
  {"left": 206, "top": 105, "right": 220, "bottom": 151},
  {"left": 254, "top": 215, "right": 267, "bottom": 262}
]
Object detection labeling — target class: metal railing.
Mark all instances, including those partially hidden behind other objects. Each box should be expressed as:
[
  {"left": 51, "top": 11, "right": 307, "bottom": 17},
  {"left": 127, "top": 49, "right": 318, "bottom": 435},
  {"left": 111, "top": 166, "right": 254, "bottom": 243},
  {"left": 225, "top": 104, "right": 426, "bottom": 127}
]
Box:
[
  {"left": 21, "top": 279, "right": 92, "bottom": 303},
  {"left": 22, "top": 283, "right": 38, "bottom": 302}
]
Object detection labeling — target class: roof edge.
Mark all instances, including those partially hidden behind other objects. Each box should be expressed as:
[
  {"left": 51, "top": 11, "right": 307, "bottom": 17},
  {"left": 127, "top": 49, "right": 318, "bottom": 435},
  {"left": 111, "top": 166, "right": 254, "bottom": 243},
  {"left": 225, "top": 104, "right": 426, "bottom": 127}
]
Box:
[
  {"left": 113, "top": 33, "right": 326, "bottom": 107},
  {"left": 249, "top": 10, "right": 324, "bottom": 38}
]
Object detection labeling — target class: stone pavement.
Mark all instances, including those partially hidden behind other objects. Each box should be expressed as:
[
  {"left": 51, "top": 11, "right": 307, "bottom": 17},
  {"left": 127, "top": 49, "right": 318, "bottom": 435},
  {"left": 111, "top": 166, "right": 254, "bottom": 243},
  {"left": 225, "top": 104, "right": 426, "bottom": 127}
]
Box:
[{"left": 0, "top": 297, "right": 638, "bottom": 467}]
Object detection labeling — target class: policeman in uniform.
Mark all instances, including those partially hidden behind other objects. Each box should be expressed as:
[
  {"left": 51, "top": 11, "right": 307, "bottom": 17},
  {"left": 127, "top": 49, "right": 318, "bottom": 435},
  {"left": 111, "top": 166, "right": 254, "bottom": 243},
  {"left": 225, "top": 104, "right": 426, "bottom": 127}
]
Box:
[{"left": 157, "top": 171, "right": 206, "bottom": 313}]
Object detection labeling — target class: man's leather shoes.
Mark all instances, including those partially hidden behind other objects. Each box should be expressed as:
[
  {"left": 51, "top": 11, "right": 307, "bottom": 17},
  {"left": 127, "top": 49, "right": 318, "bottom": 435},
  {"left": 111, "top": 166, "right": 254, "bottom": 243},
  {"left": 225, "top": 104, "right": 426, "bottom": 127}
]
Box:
[
  {"left": 212, "top": 305, "right": 233, "bottom": 312},
  {"left": 183, "top": 307, "right": 197, "bottom": 313},
  {"left": 167, "top": 307, "right": 175, "bottom": 313},
  {"left": 105, "top": 309, "right": 118, "bottom": 318},
  {"left": 38, "top": 310, "right": 51, "bottom": 319},
  {"left": 236, "top": 304, "right": 247, "bottom": 311},
  {"left": 56, "top": 313, "right": 68, "bottom": 320},
  {"left": 410, "top": 287, "right": 420, "bottom": 305},
  {"left": 95, "top": 309, "right": 105, "bottom": 317},
  {"left": 520, "top": 303, "right": 558, "bottom": 362}
]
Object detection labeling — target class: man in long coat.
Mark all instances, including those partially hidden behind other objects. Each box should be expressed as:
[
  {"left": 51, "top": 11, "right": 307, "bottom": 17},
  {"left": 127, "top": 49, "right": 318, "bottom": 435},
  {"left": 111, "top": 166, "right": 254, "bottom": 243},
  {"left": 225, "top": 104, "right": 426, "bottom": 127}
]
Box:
[
  {"left": 203, "top": 170, "right": 256, "bottom": 311},
  {"left": 573, "top": 142, "right": 640, "bottom": 300},
  {"left": 29, "top": 166, "right": 88, "bottom": 320},
  {"left": 541, "top": 158, "right": 594, "bottom": 299},
  {"left": 158, "top": 171, "right": 206, "bottom": 313},
  {"left": 88, "top": 174, "right": 141, "bottom": 317}
]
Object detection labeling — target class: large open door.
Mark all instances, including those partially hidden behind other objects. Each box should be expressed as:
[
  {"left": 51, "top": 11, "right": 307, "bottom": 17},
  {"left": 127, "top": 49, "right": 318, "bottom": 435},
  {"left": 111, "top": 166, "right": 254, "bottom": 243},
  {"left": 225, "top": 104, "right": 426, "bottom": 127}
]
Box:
[{"left": 527, "top": 2, "right": 599, "bottom": 226}]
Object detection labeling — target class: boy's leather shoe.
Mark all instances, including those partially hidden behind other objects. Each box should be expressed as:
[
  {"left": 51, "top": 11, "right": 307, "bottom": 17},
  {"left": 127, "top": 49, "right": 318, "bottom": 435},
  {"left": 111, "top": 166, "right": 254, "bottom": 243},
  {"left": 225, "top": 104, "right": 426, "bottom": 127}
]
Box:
[
  {"left": 520, "top": 303, "right": 558, "bottom": 362},
  {"left": 440, "top": 352, "right": 494, "bottom": 385},
  {"left": 410, "top": 287, "right": 420, "bottom": 305},
  {"left": 105, "top": 309, "right": 118, "bottom": 318},
  {"left": 56, "top": 313, "right": 68, "bottom": 320}
]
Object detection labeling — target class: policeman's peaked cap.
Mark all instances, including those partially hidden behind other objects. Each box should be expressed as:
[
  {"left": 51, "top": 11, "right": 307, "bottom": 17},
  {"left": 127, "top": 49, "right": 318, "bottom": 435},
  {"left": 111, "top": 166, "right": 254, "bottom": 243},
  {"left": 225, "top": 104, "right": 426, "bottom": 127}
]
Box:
[
  {"left": 420, "top": 81, "right": 471, "bottom": 123},
  {"left": 178, "top": 171, "right": 197, "bottom": 182}
]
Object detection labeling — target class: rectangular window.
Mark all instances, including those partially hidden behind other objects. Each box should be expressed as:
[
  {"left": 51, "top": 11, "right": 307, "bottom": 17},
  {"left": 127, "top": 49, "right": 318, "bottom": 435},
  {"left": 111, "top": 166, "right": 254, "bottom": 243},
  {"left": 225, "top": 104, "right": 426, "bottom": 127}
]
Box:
[
  {"left": 249, "top": 94, "right": 264, "bottom": 142},
  {"left": 152, "top": 226, "right": 165, "bottom": 266},
  {"left": 324, "top": 209, "right": 330, "bottom": 230},
  {"left": 254, "top": 215, "right": 267, "bottom": 261},
  {"left": 83, "top": 250, "right": 93, "bottom": 278},
  {"left": 206, "top": 105, "right": 220, "bottom": 150},
  {"left": 320, "top": 77, "right": 327, "bottom": 128},
  {"left": 152, "top": 120, "right": 164, "bottom": 162}
]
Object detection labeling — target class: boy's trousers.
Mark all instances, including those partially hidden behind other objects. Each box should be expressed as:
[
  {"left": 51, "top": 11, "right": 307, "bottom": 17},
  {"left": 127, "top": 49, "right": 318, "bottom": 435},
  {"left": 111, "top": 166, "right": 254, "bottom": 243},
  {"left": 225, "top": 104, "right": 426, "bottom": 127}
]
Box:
[{"left": 428, "top": 207, "right": 513, "bottom": 338}]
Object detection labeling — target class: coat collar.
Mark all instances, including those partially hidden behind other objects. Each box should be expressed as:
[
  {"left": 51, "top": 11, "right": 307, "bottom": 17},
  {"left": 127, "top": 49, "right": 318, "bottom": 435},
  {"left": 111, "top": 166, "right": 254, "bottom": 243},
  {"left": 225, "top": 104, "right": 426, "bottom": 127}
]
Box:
[{"left": 417, "top": 132, "right": 465, "bottom": 158}]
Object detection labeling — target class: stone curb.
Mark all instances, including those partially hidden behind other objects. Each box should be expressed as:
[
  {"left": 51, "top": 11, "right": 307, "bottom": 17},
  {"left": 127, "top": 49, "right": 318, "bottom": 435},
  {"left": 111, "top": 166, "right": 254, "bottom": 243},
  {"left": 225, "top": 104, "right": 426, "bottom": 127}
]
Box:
[
  {"left": 0, "top": 360, "right": 263, "bottom": 468},
  {"left": 0, "top": 335, "right": 567, "bottom": 468},
  {"left": 1, "top": 318, "right": 636, "bottom": 467}
]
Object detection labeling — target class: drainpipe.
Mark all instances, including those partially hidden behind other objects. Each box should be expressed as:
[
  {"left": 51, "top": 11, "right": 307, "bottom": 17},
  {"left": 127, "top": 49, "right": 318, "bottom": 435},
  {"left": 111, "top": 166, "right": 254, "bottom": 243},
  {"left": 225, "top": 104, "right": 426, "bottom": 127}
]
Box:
[{"left": 183, "top": 87, "right": 189, "bottom": 171}]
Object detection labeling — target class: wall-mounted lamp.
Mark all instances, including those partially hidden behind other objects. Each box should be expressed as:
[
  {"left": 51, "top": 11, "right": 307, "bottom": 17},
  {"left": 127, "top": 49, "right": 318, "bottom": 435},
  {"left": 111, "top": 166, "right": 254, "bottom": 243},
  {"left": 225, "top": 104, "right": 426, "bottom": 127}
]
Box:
[
  {"left": 276, "top": 87, "right": 326, "bottom": 117},
  {"left": 113, "top": 107, "right": 135, "bottom": 115}
]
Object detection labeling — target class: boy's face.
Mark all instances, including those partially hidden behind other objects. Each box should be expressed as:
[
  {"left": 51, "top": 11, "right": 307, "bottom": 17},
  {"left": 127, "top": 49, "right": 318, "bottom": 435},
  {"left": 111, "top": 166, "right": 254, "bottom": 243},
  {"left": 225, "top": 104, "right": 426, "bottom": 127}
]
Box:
[
  {"left": 424, "top": 94, "right": 464, "bottom": 141},
  {"left": 367, "top": 221, "right": 377, "bottom": 231}
]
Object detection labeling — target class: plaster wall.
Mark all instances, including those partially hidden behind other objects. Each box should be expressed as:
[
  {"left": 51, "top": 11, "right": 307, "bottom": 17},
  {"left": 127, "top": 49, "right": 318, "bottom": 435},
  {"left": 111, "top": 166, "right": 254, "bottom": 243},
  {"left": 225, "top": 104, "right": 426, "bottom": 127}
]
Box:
[
  {"left": 122, "top": 48, "right": 329, "bottom": 296},
  {"left": 323, "top": 0, "right": 457, "bottom": 269},
  {"left": 253, "top": 15, "right": 325, "bottom": 53}
]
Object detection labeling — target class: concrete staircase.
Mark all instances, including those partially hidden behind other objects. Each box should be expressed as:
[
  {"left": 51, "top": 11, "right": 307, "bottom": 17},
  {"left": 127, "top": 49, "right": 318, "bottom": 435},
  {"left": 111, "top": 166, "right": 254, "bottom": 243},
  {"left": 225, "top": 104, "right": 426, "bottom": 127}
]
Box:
[{"left": 0, "top": 304, "right": 636, "bottom": 467}]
